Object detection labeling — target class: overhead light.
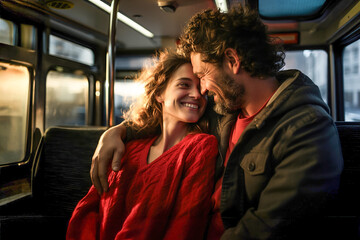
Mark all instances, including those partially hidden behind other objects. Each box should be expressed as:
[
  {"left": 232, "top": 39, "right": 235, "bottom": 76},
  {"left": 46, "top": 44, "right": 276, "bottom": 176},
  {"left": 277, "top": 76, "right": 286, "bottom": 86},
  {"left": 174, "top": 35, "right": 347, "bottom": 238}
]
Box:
[
  {"left": 87, "top": 0, "right": 154, "bottom": 38},
  {"left": 158, "top": 1, "right": 178, "bottom": 13},
  {"left": 214, "top": 0, "right": 228, "bottom": 12},
  {"left": 46, "top": 0, "right": 74, "bottom": 9}
]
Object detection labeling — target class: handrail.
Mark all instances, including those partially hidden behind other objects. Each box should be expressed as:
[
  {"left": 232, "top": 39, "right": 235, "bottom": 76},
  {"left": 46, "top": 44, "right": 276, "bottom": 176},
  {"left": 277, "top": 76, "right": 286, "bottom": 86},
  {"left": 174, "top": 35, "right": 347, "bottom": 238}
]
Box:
[{"left": 106, "top": 0, "right": 121, "bottom": 127}]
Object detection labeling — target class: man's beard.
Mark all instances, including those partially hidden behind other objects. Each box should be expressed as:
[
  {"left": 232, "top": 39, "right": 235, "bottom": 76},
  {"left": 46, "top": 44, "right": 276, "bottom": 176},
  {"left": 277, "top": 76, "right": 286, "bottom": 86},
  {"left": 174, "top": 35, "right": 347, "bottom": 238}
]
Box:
[{"left": 211, "top": 70, "right": 244, "bottom": 115}]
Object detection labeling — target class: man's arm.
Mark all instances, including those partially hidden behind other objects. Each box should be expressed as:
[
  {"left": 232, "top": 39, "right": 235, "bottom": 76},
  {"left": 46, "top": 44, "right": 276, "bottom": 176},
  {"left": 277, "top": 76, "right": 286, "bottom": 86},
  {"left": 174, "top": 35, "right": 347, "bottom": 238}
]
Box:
[
  {"left": 90, "top": 121, "right": 161, "bottom": 195},
  {"left": 90, "top": 123, "right": 127, "bottom": 195}
]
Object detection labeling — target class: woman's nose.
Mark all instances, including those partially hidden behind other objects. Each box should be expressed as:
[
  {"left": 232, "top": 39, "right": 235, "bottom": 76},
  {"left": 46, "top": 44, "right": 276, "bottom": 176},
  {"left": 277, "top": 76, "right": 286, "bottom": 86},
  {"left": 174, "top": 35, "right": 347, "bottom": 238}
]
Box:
[{"left": 189, "top": 86, "right": 202, "bottom": 99}]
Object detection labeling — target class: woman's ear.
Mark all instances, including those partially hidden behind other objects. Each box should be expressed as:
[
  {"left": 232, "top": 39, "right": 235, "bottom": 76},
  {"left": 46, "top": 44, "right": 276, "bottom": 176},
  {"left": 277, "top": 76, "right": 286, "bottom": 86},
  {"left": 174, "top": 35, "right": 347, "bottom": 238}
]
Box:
[
  {"left": 224, "top": 48, "right": 241, "bottom": 74},
  {"left": 155, "top": 93, "right": 164, "bottom": 103}
]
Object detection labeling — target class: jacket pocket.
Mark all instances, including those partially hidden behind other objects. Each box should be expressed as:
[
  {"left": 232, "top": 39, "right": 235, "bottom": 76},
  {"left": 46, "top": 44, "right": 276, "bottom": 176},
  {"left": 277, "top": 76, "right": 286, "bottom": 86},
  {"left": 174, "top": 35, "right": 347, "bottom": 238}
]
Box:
[{"left": 240, "top": 152, "right": 268, "bottom": 176}]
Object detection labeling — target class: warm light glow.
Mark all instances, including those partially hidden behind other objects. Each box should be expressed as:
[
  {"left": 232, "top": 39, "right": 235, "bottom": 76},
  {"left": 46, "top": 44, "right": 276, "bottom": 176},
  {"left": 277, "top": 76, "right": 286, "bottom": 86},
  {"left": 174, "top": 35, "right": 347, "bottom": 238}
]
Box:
[
  {"left": 269, "top": 32, "right": 299, "bottom": 45},
  {"left": 115, "top": 81, "right": 144, "bottom": 97},
  {"left": 95, "top": 80, "right": 101, "bottom": 96},
  {"left": 0, "top": 62, "right": 29, "bottom": 164},
  {"left": 214, "top": 0, "right": 228, "bottom": 12},
  {"left": 87, "top": 0, "right": 154, "bottom": 38}
]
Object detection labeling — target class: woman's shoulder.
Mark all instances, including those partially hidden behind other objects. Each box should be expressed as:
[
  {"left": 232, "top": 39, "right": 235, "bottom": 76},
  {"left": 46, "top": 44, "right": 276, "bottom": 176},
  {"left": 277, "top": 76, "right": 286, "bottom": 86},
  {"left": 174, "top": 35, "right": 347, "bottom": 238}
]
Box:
[
  {"left": 183, "top": 133, "right": 218, "bottom": 149},
  {"left": 125, "top": 136, "right": 157, "bottom": 153},
  {"left": 180, "top": 133, "right": 218, "bottom": 167}
]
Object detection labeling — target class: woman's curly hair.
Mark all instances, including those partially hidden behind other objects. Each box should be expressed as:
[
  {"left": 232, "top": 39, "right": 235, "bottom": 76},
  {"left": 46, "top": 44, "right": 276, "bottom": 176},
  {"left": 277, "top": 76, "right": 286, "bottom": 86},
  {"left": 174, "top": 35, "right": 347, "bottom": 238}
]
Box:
[
  {"left": 178, "top": 5, "right": 285, "bottom": 78},
  {"left": 124, "top": 50, "right": 209, "bottom": 136}
]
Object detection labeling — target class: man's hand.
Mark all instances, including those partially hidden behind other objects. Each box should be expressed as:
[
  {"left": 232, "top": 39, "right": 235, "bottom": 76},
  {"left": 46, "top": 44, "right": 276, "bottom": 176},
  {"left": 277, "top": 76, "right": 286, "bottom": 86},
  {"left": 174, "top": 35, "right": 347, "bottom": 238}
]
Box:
[{"left": 90, "top": 124, "right": 127, "bottom": 195}]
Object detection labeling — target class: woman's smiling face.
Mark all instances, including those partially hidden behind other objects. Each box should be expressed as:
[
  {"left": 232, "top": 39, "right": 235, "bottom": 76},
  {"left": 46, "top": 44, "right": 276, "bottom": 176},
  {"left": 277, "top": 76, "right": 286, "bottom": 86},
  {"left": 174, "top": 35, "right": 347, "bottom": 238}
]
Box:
[{"left": 157, "top": 63, "right": 207, "bottom": 125}]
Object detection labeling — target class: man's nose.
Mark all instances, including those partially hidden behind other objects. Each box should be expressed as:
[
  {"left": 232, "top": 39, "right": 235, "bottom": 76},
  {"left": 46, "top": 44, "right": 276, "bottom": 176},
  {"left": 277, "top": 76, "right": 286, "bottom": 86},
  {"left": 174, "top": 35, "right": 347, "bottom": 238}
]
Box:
[{"left": 200, "top": 80, "right": 208, "bottom": 95}]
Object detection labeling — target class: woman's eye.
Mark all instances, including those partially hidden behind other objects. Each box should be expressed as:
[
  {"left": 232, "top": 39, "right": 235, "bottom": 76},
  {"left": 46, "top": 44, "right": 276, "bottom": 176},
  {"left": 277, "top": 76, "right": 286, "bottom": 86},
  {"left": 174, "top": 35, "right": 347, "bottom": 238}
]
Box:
[{"left": 178, "top": 83, "right": 189, "bottom": 87}]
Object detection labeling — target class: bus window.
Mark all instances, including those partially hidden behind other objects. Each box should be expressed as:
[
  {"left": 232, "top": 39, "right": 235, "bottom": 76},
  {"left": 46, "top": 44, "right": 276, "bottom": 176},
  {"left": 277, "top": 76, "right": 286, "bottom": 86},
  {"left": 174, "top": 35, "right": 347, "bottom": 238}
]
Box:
[
  {"left": 49, "top": 35, "right": 95, "bottom": 66},
  {"left": 283, "top": 50, "right": 328, "bottom": 103},
  {"left": 45, "top": 70, "right": 89, "bottom": 128},
  {"left": 0, "top": 18, "right": 16, "bottom": 45},
  {"left": 114, "top": 73, "right": 145, "bottom": 124},
  {"left": 114, "top": 55, "right": 152, "bottom": 124},
  {"left": 20, "top": 24, "right": 37, "bottom": 50},
  {"left": 343, "top": 39, "right": 360, "bottom": 121},
  {"left": 0, "top": 62, "right": 30, "bottom": 165}
]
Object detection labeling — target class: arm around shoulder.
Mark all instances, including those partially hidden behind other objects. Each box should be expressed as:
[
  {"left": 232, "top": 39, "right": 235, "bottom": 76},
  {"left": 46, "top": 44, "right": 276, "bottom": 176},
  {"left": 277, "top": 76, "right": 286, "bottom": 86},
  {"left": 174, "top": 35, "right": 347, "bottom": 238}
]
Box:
[{"left": 90, "top": 122, "right": 127, "bottom": 194}]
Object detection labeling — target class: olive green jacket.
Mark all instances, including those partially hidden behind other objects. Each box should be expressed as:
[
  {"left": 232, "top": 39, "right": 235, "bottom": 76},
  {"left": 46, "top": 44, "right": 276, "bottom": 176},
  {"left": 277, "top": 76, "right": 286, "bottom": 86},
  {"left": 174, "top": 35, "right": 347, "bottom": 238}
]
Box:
[{"left": 215, "top": 70, "right": 343, "bottom": 239}]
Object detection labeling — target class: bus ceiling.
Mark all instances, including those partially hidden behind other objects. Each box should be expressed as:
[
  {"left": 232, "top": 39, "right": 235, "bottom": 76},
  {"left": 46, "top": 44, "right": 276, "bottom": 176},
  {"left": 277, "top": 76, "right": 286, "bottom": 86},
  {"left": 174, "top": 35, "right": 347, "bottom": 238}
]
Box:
[{"left": 1, "top": 0, "right": 359, "bottom": 49}]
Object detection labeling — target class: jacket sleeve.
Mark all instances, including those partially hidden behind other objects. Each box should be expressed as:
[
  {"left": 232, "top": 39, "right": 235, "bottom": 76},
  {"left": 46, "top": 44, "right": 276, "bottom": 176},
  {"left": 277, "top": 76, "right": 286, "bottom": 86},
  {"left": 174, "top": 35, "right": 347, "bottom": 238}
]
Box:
[
  {"left": 221, "top": 113, "right": 343, "bottom": 239},
  {"left": 163, "top": 135, "right": 218, "bottom": 240}
]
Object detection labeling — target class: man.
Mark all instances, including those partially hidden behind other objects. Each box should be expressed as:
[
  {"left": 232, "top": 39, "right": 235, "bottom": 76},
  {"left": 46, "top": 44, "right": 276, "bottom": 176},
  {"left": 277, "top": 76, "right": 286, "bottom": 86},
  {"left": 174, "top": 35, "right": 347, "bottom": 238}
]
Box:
[{"left": 91, "top": 5, "right": 343, "bottom": 239}]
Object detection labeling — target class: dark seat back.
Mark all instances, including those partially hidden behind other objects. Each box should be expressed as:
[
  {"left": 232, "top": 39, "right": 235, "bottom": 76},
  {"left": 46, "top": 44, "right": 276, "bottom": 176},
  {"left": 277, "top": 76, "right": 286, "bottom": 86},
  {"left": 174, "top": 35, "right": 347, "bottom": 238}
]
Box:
[
  {"left": 334, "top": 121, "right": 360, "bottom": 216},
  {"left": 33, "top": 126, "right": 106, "bottom": 217},
  {"left": 331, "top": 122, "right": 360, "bottom": 239},
  {"left": 1, "top": 126, "right": 106, "bottom": 240}
]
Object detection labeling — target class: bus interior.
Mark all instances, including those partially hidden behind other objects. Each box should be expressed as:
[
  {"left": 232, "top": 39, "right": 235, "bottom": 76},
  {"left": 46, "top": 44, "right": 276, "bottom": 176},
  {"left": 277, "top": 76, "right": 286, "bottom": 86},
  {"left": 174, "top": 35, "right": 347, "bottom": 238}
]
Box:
[{"left": 0, "top": 0, "right": 360, "bottom": 239}]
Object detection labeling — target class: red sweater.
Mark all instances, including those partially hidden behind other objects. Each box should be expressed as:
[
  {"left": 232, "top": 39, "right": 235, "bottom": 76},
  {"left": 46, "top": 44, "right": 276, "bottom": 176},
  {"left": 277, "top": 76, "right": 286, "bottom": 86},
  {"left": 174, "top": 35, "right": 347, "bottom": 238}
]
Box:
[{"left": 67, "top": 133, "right": 218, "bottom": 240}]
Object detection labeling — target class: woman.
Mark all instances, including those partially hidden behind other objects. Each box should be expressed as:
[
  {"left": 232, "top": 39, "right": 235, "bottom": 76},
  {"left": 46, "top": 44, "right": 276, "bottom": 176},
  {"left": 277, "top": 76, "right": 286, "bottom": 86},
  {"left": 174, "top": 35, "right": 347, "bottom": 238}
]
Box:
[{"left": 66, "top": 51, "right": 218, "bottom": 240}]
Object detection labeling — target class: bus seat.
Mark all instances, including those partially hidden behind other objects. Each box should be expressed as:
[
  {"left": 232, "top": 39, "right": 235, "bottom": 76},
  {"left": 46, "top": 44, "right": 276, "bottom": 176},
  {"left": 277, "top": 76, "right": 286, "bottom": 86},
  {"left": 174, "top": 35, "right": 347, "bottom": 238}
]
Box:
[
  {"left": 0, "top": 126, "right": 106, "bottom": 240},
  {"left": 32, "top": 126, "right": 106, "bottom": 215},
  {"left": 327, "top": 121, "right": 360, "bottom": 238},
  {"left": 335, "top": 122, "right": 360, "bottom": 215},
  {"left": 30, "top": 126, "right": 106, "bottom": 239}
]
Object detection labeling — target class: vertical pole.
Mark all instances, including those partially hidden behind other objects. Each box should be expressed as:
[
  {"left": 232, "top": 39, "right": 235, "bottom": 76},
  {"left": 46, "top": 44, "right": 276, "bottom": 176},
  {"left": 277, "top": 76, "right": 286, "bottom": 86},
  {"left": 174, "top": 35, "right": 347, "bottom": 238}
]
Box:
[
  {"left": 329, "top": 44, "right": 338, "bottom": 120},
  {"left": 106, "top": 0, "right": 120, "bottom": 127}
]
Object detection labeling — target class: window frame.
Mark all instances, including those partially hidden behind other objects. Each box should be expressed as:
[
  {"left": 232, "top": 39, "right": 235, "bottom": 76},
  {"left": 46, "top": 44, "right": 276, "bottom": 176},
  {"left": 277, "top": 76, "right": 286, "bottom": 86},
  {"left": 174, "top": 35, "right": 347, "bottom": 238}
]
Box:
[
  {"left": 47, "top": 30, "right": 97, "bottom": 65},
  {"left": 254, "top": 0, "right": 337, "bottom": 21},
  {"left": 0, "top": 59, "right": 34, "bottom": 166},
  {"left": 284, "top": 45, "right": 332, "bottom": 108},
  {"left": 44, "top": 65, "right": 92, "bottom": 129},
  {"left": 42, "top": 54, "right": 97, "bottom": 129},
  {"left": 283, "top": 47, "right": 329, "bottom": 103},
  {"left": 0, "top": 17, "right": 17, "bottom": 46},
  {"left": 0, "top": 45, "right": 36, "bottom": 169},
  {"left": 332, "top": 21, "right": 360, "bottom": 121},
  {"left": 113, "top": 53, "right": 154, "bottom": 124}
]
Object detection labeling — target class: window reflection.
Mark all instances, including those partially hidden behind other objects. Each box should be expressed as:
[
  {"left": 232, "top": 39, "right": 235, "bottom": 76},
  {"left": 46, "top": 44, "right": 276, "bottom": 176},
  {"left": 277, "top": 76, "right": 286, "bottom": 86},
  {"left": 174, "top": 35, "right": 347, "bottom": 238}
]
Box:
[
  {"left": 343, "top": 40, "right": 360, "bottom": 121},
  {"left": 114, "top": 72, "right": 145, "bottom": 124},
  {"left": 21, "top": 24, "right": 37, "bottom": 49},
  {"left": 114, "top": 55, "right": 153, "bottom": 124},
  {"left": 0, "top": 18, "right": 15, "bottom": 45},
  {"left": 0, "top": 62, "right": 30, "bottom": 165},
  {"left": 49, "top": 35, "right": 94, "bottom": 65},
  {"left": 46, "top": 70, "right": 89, "bottom": 128},
  {"left": 283, "top": 50, "right": 328, "bottom": 103}
]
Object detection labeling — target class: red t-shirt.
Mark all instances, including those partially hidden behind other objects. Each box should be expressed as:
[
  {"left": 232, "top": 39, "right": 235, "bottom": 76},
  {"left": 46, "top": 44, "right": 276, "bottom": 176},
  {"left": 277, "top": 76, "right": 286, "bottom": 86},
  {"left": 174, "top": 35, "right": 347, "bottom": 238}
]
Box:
[
  {"left": 67, "top": 133, "right": 218, "bottom": 240},
  {"left": 207, "top": 98, "right": 272, "bottom": 239}
]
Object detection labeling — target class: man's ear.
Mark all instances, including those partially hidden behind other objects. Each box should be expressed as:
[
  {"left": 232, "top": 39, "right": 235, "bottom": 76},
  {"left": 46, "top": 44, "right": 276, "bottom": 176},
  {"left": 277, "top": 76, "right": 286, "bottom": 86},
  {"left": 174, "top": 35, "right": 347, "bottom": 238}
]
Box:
[{"left": 224, "top": 48, "right": 241, "bottom": 74}]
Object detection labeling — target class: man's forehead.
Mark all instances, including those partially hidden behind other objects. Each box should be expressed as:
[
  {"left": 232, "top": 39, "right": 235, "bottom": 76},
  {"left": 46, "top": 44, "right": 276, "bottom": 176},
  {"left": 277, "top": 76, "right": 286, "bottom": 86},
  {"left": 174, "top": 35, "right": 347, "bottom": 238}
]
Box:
[
  {"left": 190, "top": 52, "right": 201, "bottom": 60},
  {"left": 190, "top": 52, "right": 203, "bottom": 72}
]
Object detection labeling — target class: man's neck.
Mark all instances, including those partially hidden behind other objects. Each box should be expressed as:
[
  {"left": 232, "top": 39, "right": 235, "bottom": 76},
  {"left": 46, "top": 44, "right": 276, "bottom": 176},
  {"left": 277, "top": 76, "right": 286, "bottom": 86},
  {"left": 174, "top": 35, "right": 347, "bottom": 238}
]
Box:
[{"left": 241, "top": 76, "right": 279, "bottom": 117}]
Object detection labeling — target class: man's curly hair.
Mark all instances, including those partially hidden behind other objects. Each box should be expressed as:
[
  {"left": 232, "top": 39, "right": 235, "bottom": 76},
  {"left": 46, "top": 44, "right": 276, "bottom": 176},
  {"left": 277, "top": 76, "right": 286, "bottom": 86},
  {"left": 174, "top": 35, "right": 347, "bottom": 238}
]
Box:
[{"left": 178, "top": 5, "right": 285, "bottom": 78}]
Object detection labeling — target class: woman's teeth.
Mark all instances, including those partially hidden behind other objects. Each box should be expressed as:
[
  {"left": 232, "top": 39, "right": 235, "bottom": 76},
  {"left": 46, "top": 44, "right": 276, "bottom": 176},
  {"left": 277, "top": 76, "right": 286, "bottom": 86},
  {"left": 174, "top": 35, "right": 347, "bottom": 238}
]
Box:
[{"left": 183, "top": 103, "right": 198, "bottom": 109}]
